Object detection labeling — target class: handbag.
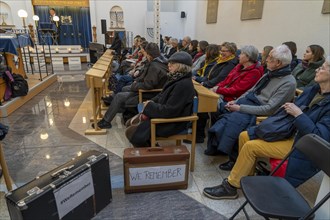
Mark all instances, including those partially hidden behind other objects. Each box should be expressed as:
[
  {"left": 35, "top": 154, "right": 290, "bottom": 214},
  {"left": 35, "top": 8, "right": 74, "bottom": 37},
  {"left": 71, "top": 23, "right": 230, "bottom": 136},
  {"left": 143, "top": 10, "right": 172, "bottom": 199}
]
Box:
[
  {"left": 255, "top": 108, "right": 296, "bottom": 142},
  {"left": 0, "top": 123, "right": 9, "bottom": 140}
]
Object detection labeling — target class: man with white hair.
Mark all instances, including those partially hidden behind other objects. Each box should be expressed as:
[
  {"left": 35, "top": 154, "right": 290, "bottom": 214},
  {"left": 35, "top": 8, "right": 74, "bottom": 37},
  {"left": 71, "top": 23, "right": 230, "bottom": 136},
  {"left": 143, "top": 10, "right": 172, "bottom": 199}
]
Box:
[{"left": 180, "top": 36, "right": 191, "bottom": 52}]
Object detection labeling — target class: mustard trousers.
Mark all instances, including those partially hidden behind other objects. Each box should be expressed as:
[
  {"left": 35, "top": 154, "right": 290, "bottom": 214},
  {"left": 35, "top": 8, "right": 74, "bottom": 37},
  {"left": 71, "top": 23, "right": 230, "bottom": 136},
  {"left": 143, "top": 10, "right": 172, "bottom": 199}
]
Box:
[{"left": 228, "top": 131, "right": 294, "bottom": 188}]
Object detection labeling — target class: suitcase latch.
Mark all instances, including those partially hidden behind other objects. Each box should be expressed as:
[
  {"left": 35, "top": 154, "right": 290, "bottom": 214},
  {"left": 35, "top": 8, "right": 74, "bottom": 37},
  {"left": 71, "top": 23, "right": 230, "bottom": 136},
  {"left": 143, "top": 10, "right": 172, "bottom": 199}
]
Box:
[
  {"left": 88, "top": 155, "right": 97, "bottom": 162},
  {"left": 27, "top": 186, "right": 43, "bottom": 196}
]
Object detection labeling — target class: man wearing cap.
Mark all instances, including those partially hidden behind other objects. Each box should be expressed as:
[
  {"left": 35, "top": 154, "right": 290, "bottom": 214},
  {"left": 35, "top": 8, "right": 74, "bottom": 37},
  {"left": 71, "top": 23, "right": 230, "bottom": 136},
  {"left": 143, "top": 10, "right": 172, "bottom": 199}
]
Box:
[
  {"left": 94, "top": 43, "right": 168, "bottom": 129},
  {"left": 126, "top": 51, "right": 196, "bottom": 147}
]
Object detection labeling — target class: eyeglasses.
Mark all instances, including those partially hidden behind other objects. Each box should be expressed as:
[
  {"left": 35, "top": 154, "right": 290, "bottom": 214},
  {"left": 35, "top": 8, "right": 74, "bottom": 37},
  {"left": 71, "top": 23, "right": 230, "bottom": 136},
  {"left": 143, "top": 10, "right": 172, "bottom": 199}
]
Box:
[
  {"left": 267, "top": 55, "right": 277, "bottom": 62},
  {"left": 220, "top": 50, "right": 230, "bottom": 53}
]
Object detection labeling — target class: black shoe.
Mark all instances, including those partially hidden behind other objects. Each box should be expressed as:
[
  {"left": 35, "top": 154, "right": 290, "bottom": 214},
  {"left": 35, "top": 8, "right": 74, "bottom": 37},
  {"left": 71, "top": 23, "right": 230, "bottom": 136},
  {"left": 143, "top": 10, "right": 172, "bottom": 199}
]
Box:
[
  {"left": 204, "top": 148, "right": 227, "bottom": 156},
  {"left": 183, "top": 137, "right": 204, "bottom": 144},
  {"left": 102, "top": 96, "right": 113, "bottom": 106},
  {"left": 203, "top": 178, "right": 238, "bottom": 200},
  {"left": 92, "top": 119, "right": 112, "bottom": 129},
  {"left": 219, "top": 160, "right": 235, "bottom": 171}
]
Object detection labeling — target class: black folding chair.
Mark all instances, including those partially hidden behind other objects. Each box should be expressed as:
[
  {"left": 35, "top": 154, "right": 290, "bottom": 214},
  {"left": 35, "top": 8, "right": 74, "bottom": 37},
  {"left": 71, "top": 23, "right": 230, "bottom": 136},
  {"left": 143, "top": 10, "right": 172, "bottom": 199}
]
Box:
[{"left": 230, "top": 134, "right": 330, "bottom": 220}]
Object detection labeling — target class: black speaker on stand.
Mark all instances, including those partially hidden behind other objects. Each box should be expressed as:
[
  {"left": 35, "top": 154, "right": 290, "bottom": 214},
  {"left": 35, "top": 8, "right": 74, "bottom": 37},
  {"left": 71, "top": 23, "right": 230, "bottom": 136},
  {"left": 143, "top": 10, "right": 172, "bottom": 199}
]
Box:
[
  {"left": 181, "top": 11, "right": 186, "bottom": 18},
  {"left": 101, "top": 19, "right": 107, "bottom": 34}
]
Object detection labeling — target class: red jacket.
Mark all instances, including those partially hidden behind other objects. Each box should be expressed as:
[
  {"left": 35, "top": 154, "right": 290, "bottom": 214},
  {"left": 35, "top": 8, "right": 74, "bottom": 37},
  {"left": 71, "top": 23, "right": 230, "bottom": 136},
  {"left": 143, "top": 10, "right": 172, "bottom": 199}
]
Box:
[{"left": 216, "top": 62, "right": 264, "bottom": 101}]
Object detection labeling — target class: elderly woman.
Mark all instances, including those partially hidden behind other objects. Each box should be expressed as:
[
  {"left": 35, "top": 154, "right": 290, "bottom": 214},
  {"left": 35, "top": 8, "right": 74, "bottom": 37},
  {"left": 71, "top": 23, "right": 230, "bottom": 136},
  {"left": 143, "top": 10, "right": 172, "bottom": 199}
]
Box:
[
  {"left": 292, "top": 44, "right": 325, "bottom": 89},
  {"left": 211, "top": 45, "right": 263, "bottom": 101},
  {"left": 126, "top": 52, "right": 195, "bottom": 147},
  {"left": 165, "top": 38, "right": 179, "bottom": 58},
  {"left": 202, "top": 42, "right": 238, "bottom": 88},
  {"left": 203, "top": 56, "right": 330, "bottom": 199}
]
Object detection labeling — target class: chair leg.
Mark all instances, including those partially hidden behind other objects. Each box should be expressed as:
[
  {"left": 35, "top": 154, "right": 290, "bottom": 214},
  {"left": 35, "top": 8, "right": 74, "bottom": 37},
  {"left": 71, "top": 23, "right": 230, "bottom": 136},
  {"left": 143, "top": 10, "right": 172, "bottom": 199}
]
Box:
[
  {"left": 230, "top": 200, "right": 248, "bottom": 220},
  {"left": 176, "top": 140, "right": 181, "bottom": 146}
]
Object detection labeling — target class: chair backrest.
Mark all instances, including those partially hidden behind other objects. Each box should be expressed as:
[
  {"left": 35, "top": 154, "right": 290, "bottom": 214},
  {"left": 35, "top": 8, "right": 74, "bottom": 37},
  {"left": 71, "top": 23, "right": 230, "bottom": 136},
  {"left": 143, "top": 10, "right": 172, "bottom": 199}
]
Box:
[
  {"left": 192, "top": 96, "right": 198, "bottom": 115},
  {"left": 295, "top": 134, "right": 330, "bottom": 177}
]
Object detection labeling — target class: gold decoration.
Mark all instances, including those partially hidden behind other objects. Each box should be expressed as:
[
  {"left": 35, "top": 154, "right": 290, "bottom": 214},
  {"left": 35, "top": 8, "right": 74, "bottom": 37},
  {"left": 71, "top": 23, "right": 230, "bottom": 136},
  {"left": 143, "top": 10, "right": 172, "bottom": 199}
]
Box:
[
  {"left": 322, "top": 0, "right": 330, "bottom": 14},
  {"left": 241, "top": 0, "right": 264, "bottom": 20},
  {"left": 206, "top": 0, "right": 219, "bottom": 24},
  {"left": 32, "top": 0, "right": 89, "bottom": 7}
]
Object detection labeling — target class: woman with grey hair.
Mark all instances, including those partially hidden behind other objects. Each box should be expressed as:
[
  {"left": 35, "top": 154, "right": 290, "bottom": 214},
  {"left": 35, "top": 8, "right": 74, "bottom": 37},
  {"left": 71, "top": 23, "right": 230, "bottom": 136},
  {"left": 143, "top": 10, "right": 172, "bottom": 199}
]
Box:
[{"left": 126, "top": 52, "right": 196, "bottom": 147}]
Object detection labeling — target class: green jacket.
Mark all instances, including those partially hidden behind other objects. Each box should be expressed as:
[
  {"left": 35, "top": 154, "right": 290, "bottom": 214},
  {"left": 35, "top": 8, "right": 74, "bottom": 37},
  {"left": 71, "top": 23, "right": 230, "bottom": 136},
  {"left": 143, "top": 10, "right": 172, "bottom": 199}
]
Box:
[{"left": 292, "top": 58, "right": 324, "bottom": 89}]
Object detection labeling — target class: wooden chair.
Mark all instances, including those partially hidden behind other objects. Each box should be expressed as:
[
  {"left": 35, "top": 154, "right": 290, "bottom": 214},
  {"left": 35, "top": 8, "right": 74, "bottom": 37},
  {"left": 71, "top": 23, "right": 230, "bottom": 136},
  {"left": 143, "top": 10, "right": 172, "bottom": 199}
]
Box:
[
  {"left": 149, "top": 97, "right": 199, "bottom": 172},
  {"left": 0, "top": 143, "right": 12, "bottom": 191},
  {"left": 138, "top": 89, "right": 163, "bottom": 103}
]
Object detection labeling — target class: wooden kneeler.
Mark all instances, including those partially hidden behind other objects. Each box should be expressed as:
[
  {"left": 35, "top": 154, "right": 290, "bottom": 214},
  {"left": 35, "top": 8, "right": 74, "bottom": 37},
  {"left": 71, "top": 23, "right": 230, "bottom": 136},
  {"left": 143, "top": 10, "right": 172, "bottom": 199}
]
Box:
[{"left": 0, "top": 143, "right": 12, "bottom": 191}]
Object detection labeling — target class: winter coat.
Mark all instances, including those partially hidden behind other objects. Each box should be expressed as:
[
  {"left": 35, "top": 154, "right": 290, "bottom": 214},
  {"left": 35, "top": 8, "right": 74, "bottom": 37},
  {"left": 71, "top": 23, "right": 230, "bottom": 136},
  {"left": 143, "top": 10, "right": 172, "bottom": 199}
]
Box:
[
  {"left": 215, "top": 62, "right": 264, "bottom": 101},
  {"left": 292, "top": 58, "right": 324, "bottom": 89},
  {"left": 194, "top": 59, "right": 217, "bottom": 83},
  {"left": 192, "top": 54, "right": 206, "bottom": 74},
  {"left": 128, "top": 72, "right": 195, "bottom": 147},
  {"left": 206, "top": 66, "right": 296, "bottom": 157},
  {"left": 285, "top": 84, "right": 330, "bottom": 187},
  {"left": 202, "top": 58, "right": 238, "bottom": 88},
  {"left": 125, "top": 56, "right": 168, "bottom": 106}
]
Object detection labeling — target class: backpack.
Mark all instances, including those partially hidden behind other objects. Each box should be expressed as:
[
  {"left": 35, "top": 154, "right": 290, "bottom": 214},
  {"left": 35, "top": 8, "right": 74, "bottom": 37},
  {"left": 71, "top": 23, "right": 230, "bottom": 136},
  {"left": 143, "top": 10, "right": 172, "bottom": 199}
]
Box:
[
  {"left": 3, "top": 71, "right": 29, "bottom": 98},
  {"left": 11, "top": 73, "right": 29, "bottom": 97}
]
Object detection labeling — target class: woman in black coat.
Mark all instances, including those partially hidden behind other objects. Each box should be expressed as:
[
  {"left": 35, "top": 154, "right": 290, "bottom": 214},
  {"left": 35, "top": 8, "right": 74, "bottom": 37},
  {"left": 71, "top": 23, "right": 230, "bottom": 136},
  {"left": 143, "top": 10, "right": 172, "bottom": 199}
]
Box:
[{"left": 126, "top": 52, "right": 196, "bottom": 147}]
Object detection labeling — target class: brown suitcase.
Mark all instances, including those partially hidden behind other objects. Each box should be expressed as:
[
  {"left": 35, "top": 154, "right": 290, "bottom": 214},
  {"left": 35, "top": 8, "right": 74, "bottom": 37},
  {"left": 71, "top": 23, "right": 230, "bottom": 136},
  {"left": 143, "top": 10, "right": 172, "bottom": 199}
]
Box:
[{"left": 123, "top": 146, "right": 190, "bottom": 193}]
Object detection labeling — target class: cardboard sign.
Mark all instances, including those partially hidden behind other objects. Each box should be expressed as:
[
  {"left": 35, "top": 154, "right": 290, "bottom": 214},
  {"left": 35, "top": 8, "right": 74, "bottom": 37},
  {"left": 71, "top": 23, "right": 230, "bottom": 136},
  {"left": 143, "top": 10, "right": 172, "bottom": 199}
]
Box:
[{"left": 128, "top": 164, "right": 186, "bottom": 186}]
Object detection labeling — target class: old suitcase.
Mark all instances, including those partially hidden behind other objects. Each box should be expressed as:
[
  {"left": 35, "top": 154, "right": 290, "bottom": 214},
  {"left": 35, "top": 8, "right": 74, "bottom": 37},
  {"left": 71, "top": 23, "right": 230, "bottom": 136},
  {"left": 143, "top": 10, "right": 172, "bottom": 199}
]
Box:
[
  {"left": 5, "top": 150, "right": 112, "bottom": 220},
  {"left": 123, "top": 146, "right": 190, "bottom": 193}
]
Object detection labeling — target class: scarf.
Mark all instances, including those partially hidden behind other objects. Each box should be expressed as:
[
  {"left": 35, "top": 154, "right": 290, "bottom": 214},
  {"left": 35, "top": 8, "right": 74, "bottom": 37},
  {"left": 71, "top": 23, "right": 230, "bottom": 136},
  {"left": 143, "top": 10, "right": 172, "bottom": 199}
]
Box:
[
  {"left": 197, "top": 57, "right": 218, "bottom": 77},
  {"left": 253, "top": 65, "right": 291, "bottom": 95},
  {"left": 167, "top": 71, "right": 186, "bottom": 82},
  {"left": 216, "top": 54, "right": 235, "bottom": 64},
  {"left": 192, "top": 52, "right": 204, "bottom": 63},
  {"left": 301, "top": 60, "right": 309, "bottom": 69}
]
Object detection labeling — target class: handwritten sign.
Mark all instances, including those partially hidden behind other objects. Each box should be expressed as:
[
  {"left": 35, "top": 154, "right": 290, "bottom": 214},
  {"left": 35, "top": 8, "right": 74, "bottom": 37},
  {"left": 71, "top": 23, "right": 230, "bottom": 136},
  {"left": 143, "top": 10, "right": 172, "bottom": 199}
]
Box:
[{"left": 128, "top": 164, "right": 186, "bottom": 186}]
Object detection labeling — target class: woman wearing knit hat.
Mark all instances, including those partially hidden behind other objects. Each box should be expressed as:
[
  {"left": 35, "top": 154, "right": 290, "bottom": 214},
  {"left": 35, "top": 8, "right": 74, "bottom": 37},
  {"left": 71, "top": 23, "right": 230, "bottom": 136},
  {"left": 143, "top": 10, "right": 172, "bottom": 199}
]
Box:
[{"left": 126, "top": 51, "right": 196, "bottom": 147}]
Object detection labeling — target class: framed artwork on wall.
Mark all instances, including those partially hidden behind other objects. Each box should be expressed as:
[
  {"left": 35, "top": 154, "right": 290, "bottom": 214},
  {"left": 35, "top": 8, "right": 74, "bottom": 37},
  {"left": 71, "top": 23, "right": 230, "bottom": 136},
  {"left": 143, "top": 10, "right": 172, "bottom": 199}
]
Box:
[
  {"left": 206, "top": 0, "right": 219, "bottom": 24},
  {"left": 241, "top": 0, "right": 265, "bottom": 20},
  {"left": 322, "top": 0, "right": 330, "bottom": 14}
]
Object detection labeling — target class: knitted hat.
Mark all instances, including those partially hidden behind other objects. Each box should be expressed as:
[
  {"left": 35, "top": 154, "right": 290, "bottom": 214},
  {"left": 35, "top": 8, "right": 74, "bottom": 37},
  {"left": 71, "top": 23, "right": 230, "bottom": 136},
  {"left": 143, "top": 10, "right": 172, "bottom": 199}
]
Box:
[{"left": 168, "top": 51, "right": 193, "bottom": 66}]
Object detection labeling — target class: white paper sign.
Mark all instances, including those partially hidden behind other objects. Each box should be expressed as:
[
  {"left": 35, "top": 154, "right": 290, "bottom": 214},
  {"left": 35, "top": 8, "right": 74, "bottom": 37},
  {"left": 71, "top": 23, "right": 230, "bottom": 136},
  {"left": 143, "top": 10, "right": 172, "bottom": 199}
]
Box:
[
  {"left": 53, "top": 169, "right": 95, "bottom": 219},
  {"left": 128, "top": 164, "right": 186, "bottom": 186}
]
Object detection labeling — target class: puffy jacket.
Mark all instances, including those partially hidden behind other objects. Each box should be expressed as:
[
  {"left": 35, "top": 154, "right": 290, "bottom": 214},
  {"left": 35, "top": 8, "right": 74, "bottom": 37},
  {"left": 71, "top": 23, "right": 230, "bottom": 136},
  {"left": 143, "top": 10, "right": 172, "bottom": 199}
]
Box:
[
  {"left": 216, "top": 62, "right": 264, "bottom": 101},
  {"left": 285, "top": 84, "right": 330, "bottom": 187}
]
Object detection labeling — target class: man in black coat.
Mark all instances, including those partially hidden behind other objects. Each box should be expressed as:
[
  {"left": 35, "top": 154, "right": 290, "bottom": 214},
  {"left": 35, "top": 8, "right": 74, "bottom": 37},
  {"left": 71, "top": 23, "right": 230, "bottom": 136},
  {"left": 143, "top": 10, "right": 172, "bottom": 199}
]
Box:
[{"left": 95, "top": 43, "right": 168, "bottom": 129}]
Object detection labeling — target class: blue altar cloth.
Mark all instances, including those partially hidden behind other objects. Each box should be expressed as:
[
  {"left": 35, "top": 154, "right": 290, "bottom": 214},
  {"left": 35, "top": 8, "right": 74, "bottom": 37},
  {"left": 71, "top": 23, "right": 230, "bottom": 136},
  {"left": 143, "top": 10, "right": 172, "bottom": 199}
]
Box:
[{"left": 0, "top": 34, "right": 33, "bottom": 55}]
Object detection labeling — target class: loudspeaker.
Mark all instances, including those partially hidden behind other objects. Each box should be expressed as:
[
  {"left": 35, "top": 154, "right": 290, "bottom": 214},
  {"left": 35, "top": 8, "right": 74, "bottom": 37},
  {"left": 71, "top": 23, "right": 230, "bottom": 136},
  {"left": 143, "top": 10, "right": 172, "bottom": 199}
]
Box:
[
  {"left": 101, "top": 19, "right": 107, "bottom": 34},
  {"left": 181, "top": 11, "right": 186, "bottom": 18}
]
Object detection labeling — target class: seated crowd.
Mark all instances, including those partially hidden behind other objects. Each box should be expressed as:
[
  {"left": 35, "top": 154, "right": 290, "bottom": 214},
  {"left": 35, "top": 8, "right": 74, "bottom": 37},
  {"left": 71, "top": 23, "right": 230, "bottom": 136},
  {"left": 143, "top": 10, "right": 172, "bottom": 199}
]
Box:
[{"left": 96, "top": 34, "right": 329, "bottom": 201}]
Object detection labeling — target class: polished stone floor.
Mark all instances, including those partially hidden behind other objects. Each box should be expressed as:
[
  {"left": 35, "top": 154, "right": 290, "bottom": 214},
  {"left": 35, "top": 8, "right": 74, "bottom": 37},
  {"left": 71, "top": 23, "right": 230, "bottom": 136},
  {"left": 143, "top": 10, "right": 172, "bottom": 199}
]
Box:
[{"left": 0, "top": 69, "right": 322, "bottom": 220}]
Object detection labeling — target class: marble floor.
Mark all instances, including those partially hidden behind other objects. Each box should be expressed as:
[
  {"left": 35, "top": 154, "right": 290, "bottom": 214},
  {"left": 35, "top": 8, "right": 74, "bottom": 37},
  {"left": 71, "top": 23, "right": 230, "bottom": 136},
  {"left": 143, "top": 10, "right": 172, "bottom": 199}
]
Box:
[{"left": 0, "top": 68, "right": 322, "bottom": 220}]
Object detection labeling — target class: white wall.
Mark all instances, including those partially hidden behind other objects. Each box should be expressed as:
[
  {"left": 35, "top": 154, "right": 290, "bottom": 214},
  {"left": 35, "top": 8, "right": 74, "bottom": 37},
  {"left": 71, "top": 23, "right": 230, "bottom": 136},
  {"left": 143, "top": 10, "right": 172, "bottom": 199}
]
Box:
[
  {"left": 91, "top": 0, "right": 147, "bottom": 44},
  {"left": 194, "top": 0, "right": 330, "bottom": 58},
  {"left": 1, "top": 0, "right": 34, "bottom": 29},
  {"left": 174, "top": 0, "right": 198, "bottom": 40}
]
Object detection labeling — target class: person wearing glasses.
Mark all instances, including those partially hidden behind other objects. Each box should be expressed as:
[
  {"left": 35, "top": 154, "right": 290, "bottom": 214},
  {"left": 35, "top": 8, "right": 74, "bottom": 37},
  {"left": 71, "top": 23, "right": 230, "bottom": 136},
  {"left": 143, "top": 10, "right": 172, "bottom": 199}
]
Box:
[{"left": 205, "top": 45, "right": 296, "bottom": 171}]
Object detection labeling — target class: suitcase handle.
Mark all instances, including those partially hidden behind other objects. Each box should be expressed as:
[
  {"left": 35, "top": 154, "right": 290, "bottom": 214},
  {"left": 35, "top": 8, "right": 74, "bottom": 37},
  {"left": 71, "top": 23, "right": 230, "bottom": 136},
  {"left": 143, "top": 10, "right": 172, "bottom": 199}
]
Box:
[
  {"left": 147, "top": 147, "right": 164, "bottom": 152},
  {"left": 51, "top": 165, "right": 74, "bottom": 178}
]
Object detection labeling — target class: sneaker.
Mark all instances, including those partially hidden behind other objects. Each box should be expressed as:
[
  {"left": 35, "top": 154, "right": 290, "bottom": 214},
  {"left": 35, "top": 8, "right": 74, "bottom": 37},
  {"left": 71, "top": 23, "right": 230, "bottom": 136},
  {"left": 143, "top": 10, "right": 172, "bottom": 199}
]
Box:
[
  {"left": 92, "top": 119, "right": 112, "bottom": 129},
  {"left": 203, "top": 178, "right": 238, "bottom": 200},
  {"left": 219, "top": 160, "right": 235, "bottom": 171}
]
